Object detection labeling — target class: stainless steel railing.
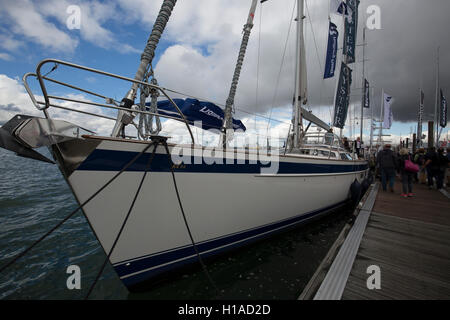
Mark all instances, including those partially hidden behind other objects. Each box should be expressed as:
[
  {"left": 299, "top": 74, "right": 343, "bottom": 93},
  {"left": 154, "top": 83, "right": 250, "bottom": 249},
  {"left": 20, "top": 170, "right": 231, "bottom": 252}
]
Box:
[{"left": 23, "top": 58, "right": 195, "bottom": 144}]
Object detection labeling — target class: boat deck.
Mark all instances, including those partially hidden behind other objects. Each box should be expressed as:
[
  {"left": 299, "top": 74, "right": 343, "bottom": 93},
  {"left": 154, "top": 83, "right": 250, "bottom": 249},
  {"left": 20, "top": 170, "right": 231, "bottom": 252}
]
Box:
[{"left": 300, "top": 179, "right": 450, "bottom": 300}]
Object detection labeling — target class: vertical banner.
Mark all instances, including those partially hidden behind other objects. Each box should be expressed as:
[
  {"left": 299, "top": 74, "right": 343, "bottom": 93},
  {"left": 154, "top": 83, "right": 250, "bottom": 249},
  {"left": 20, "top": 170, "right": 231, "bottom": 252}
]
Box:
[
  {"left": 364, "top": 79, "right": 370, "bottom": 108},
  {"left": 417, "top": 90, "right": 424, "bottom": 145},
  {"left": 343, "top": 0, "right": 360, "bottom": 64},
  {"left": 382, "top": 92, "right": 394, "bottom": 129},
  {"left": 333, "top": 62, "right": 353, "bottom": 128},
  {"left": 330, "top": 0, "right": 350, "bottom": 16},
  {"left": 440, "top": 89, "right": 448, "bottom": 128},
  {"left": 324, "top": 22, "right": 339, "bottom": 79}
]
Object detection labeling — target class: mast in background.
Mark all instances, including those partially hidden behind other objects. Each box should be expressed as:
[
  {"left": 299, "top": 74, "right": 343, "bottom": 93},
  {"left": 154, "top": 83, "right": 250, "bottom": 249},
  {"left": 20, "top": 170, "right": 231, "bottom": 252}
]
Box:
[
  {"left": 360, "top": 27, "right": 366, "bottom": 142},
  {"left": 434, "top": 47, "right": 440, "bottom": 147},
  {"left": 292, "top": 0, "right": 306, "bottom": 149}
]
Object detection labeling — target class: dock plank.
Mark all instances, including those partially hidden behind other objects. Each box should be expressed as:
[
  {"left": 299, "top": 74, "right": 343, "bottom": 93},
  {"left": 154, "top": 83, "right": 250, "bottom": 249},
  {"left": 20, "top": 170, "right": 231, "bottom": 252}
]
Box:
[{"left": 340, "top": 180, "right": 450, "bottom": 300}]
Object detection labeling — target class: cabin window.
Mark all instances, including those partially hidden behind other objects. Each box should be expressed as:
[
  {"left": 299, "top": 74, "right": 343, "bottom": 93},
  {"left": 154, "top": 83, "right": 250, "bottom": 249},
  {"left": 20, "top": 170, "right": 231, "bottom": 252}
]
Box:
[
  {"left": 340, "top": 153, "right": 348, "bottom": 160},
  {"left": 300, "top": 149, "right": 310, "bottom": 155},
  {"left": 329, "top": 152, "right": 337, "bottom": 158}
]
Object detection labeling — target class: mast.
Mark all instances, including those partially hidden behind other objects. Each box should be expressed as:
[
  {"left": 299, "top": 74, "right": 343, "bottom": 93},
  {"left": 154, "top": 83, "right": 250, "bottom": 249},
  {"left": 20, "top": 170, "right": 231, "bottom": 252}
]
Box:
[
  {"left": 369, "top": 87, "right": 374, "bottom": 151},
  {"left": 111, "top": 0, "right": 177, "bottom": 137},
  {"left": 222, "top": 0, "right": 258, "bottom": 148},
  {"left": 379, "top": 88, "right": 384, "bottom": 146},
  {"left": 292, "top": 0, "right": 305, "bottom": 149},
  {"left": 434, "top": 47, "right": 440, "bottom": 147},
  {"left": 360, "top": 27, "right": 366, "bottom": 143}
]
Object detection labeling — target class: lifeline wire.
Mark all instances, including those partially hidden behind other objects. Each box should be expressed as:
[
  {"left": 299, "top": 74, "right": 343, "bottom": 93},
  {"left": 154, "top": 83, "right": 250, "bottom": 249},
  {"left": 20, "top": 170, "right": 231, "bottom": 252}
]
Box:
[
  {"left": 85, "top": 140, "right": 160, "bottom": 299},
  {"left": 0, "top": 141, "right": 156, "bottom": 275}
]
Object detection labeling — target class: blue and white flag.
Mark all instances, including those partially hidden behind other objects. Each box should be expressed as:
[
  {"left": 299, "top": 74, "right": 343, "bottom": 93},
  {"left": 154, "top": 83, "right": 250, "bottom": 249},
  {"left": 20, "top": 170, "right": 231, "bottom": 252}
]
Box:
[
  {"left": 440, "top": 89, "right": 447, "bottom": 128},
  {"left": 330, "top": 0, "right": 352, "bottom": 18},
  {"left": 382, "top": 92, "right": 394, "bottom": 129},
  {"left": 343, "top": 0, "right": 360, "bottom": 64},
  {"left": 363, "top": 79, "right": 370, "bottom": 108},
  {"left": 333, "top": 62, "right": 353, "bottom": 129},
  {"left": 324, "top": 22, "right": 339, "bottom": 79},
  {"left": 417, "top": 90, "right": 424, "bottom": 145}
]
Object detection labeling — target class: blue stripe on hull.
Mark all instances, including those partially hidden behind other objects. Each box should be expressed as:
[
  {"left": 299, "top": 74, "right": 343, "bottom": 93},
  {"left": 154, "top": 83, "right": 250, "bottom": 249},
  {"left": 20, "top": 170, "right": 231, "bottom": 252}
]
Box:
[
  {"left": 77, "top": 149, "right": 368, "bottom": 174},
  {"left": 114, "top": 200, "right": 347, "bottom": 288}
]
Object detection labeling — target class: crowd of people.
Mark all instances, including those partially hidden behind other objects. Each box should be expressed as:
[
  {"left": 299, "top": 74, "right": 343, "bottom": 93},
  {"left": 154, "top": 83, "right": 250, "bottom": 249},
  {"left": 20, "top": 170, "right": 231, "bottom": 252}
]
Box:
[{"left": 370, "top": 144, "right": 450, "bottom": 198}]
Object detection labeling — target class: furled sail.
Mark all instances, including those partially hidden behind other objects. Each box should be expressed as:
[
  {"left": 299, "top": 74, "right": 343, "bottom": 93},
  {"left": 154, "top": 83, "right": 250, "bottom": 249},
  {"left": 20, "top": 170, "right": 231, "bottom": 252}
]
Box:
[{"left": 148, "top": 99, "right": 246, "bottom": 132}]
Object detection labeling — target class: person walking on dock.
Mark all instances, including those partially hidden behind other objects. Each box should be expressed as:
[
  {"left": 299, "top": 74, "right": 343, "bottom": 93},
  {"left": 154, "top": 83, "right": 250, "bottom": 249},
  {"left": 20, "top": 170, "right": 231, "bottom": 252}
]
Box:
[
  {"left": 446, "top": 147, "right": 450, "bottom": 187},
  {"left": 414, "top": 148, "right": 426, "bottom": 184},
  {"left": 435, "top": 148, "right": 449, "bottom": 190},
  {"left": 376, "top": 144, "right": 397, "bottom": 192},
  {"left": 424, "top": 147, "right": 448, "bottom": 190},
  {"left": 398, "top": 148, "right": 414, "bottom": 198},
  {"left": 424, "top": 147, "right": 437, "bottom": 189}
]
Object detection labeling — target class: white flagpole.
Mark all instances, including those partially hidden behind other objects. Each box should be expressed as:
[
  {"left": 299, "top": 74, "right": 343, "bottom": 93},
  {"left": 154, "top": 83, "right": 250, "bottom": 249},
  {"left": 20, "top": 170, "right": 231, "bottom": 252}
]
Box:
[
  {"left": 380, "top": 88, "right": 384, "bottom": 146},
  {"left": 435, "top": 47, "right": 440, "bottom": 147}
]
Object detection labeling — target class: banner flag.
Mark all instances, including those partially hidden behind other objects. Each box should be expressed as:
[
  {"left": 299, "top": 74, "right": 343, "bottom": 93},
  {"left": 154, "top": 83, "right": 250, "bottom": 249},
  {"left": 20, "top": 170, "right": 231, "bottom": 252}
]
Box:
[
  {"left": 382, "top": 92, "right": 394, "bottom": 129},
  {"left": 330, "top": 0, "right": 351, "bottom": 17},
  {"left": 343, "top": 0, "right": 360, "bottom": 64},
  {"left": 364, "top": 79, "right": 370, "bottom": 108},
  {"left": 440, "top": 89, "right": 448, "bottom": 128},
  {"left": 324, "top": 22, "right": 339, "bottom": 79},
  {"left": 417, "top": 90, "right": 424, "bottom": 145},
  {"left": 333, "top": 62, "right": 353, "bottom": 128}
]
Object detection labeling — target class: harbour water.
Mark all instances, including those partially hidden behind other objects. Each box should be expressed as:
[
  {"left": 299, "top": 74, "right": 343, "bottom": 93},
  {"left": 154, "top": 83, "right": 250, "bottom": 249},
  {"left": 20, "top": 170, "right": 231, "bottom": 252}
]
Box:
[{"left": 0, "top": 148, "right": 353, "bottom": 300}]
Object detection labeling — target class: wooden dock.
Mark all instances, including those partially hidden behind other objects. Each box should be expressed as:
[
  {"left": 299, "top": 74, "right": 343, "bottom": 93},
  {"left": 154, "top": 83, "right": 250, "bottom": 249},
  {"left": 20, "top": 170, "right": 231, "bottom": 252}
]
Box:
[{"left": 300, "top": 179, "right": 450, "bottom": 300}]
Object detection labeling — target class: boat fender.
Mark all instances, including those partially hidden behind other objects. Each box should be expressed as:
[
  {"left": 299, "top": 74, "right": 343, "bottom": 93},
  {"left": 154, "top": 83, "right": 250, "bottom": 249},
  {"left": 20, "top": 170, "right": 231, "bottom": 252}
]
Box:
[
  {"left": 361, "top": 178, "right": 370, "bottom": 196},
  {"left": 350, "top": 179, "right": 362, "bottom": 204}
]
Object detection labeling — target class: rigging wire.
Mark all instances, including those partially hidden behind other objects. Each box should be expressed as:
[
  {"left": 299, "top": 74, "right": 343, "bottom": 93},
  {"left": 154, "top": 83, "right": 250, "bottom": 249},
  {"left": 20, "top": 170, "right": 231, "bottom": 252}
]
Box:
[
  {"left": 305, "top": 0, "right": 331, "bottom": 128},
  {"left": 265, "top": 0, "right": 297, "bottom": 137}
]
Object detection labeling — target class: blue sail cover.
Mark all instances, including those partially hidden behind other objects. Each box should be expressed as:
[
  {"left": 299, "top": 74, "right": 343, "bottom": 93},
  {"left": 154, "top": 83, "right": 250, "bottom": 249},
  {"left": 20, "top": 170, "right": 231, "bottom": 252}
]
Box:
[{"left": 147, "top": 98, "right": 246, "bottom": 132}]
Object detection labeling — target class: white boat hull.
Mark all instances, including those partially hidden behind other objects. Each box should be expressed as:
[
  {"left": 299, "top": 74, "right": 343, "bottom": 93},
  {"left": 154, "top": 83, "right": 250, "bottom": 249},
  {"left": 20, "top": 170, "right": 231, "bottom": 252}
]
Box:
[{"left": 60, "top": 138, "right": 368, "bottom": 289}]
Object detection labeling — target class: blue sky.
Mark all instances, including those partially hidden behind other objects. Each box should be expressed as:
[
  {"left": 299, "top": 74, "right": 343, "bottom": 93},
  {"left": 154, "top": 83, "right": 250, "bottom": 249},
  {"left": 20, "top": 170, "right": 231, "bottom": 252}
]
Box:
[{"left": 0, "top": 0, "right": 448, "bottom": 146}]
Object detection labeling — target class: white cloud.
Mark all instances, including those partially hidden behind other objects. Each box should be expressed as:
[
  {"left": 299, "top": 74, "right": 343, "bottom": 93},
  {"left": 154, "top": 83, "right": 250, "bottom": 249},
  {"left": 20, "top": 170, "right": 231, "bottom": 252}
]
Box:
[
  {"left": 0, "top": 34, "right": 24, "bottom": 52},
  {"left": 0, "top": 53, "right": 13, "bottom": 61},
  {"left": 38, "top": 0, "right": 141, "bottom": 54},
  {"left": 1, "top": 0, "right": 78, "bottom": 53},
  {"left": 0, "top": 0, "right": 141, "bottom": 55},
  {"left": 0, "top": 74, "right": 114, "bottom": 136}
]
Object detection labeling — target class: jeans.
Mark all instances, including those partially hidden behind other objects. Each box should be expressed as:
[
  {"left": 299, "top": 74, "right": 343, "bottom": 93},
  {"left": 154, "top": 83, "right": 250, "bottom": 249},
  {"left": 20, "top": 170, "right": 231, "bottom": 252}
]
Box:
[
  {"left": 427, "top": 167, "right": 434, "bottom": 187},
  {"left": 381, "top": 167, "right": 395, "bottom": 191},
  {"left": 401, "top": 171, "right": 413, "bottom": 194},
  {"left": 436, "top": 169, "right": 445, "bottom": 189}
]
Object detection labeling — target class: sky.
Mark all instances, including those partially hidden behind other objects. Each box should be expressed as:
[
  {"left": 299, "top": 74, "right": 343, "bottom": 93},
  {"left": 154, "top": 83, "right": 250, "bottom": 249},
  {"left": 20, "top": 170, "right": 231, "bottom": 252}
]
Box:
[{"left": 0, "top": 0, "right": 449, "bottom": 146}]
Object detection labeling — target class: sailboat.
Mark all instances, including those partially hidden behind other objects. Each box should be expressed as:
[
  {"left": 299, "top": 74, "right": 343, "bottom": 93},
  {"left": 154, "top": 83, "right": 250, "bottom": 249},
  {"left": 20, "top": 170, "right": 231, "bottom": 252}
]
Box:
[{"left": 0, "top": 0, "right": 368, "bottom": 290}]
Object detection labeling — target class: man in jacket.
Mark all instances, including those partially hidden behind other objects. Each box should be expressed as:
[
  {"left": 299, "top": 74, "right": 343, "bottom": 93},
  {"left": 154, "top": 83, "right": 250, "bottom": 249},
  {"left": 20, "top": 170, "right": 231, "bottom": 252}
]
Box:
[{"left": 376, "top": 144, "right": 398, "bottom": 192}]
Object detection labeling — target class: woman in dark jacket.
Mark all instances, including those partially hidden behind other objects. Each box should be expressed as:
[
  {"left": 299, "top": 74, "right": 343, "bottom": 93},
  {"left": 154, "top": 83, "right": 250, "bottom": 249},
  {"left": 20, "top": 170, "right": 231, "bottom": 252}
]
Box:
[{"left": 398, "top": 148, "right": 414, "bottom": 198}]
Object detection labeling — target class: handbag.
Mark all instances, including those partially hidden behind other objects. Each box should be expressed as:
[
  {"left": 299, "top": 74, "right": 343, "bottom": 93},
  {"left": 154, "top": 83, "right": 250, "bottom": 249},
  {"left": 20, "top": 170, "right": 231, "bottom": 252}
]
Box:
[{"left": 405, "top": 156, "right": 419, "bottom": 173}]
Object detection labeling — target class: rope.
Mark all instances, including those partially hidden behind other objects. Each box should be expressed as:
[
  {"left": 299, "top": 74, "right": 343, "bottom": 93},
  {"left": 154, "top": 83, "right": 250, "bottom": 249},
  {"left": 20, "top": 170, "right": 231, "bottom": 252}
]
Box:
[
  {"left": 85, "top": 140, "right": 160, "bottom": 299},
  {"left": 161, "top": 142, "right": 220, "bottom": 295},
  {"left": 0, "top": 141, "right": 156, "bottom": 275}
]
